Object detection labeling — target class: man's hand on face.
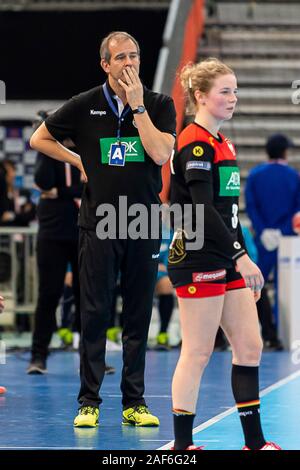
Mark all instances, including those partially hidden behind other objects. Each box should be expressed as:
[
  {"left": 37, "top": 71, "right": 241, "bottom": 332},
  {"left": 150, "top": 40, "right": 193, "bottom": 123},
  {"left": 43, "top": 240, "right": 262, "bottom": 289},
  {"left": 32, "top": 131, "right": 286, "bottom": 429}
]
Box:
[{"left": 118, "top": 66, "right": 144, "bottom": 110}]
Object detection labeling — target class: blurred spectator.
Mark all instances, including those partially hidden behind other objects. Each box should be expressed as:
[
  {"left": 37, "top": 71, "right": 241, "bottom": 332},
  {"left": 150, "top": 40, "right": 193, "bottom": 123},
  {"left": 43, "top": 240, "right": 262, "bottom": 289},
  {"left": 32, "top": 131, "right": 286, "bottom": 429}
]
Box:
[
  {"left": 0, "top": 159, "right": 36, "bottom": 332},
  {"left": 0, "top": 159, "right": 36, "bottom": 226},
  {"left": 57, "top": 268, "right": 78, "bottom": 348},
  {"left": 27, "top": 113, "right": 83, "bottom": 374},
  {"left": 242, "top": 225, "right": 283, "bottom": 351},
  {"left": 245, "top": 133, "right": 300, "bottom": 326},
  {"left": 154, "top": 220, "right": 174, "bottom": 350}
]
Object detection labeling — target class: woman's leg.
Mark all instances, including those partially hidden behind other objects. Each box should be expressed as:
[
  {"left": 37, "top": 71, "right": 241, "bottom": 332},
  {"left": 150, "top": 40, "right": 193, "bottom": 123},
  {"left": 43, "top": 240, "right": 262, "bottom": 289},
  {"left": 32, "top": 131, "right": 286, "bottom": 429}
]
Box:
[
  {"left": 172, "top": 294, "right": 224, "bottom": 449},
  {"left": 221, "top": 288, "right": 266, "bottom": 449}
]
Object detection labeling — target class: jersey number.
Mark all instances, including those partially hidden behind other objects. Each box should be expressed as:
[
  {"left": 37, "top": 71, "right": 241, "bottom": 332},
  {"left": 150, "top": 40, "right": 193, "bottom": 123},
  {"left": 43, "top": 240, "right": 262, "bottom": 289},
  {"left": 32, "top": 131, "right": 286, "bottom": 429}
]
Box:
[{"left": 231, "top": 204, "right": 238, "bottom": 229}]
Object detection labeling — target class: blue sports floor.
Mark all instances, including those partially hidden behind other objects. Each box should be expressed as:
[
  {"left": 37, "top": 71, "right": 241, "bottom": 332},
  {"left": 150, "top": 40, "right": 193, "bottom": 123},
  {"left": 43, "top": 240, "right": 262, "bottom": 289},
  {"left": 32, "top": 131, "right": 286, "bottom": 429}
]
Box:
[{"left": 0, "top": 350, "right": 300, "bottom": 450}]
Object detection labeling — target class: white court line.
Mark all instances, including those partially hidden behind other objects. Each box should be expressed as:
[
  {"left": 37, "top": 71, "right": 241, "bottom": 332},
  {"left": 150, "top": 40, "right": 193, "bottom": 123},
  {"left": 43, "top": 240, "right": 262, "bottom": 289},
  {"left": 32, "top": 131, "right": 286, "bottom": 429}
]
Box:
[
  {"left": 108, "top": 395, "right": 171, "bottom": 398},
  {"left": 141, "top": 439, "right": 220, "bottom": 443},
  {"left": 158, "top": 368, "right": 300, "bottom": 450}
]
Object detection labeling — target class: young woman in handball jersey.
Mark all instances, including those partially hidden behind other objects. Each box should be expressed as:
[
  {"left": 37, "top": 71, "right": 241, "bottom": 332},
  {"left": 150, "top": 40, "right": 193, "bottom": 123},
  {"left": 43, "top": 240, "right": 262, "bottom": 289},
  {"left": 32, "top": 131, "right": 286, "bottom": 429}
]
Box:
[{"left": 168, "top": 58, "right": 281, "bottom": 451}]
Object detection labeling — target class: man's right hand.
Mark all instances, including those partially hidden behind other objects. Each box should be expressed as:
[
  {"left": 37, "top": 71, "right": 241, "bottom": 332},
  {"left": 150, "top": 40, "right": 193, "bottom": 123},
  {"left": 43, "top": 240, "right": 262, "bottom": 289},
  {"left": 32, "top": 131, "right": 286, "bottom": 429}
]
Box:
[
  {"left": 236, "top": 254, "right": 264, "bottom": 291},
  {"left": 77, "top": 160, "right": 88, "bottom": 183}
]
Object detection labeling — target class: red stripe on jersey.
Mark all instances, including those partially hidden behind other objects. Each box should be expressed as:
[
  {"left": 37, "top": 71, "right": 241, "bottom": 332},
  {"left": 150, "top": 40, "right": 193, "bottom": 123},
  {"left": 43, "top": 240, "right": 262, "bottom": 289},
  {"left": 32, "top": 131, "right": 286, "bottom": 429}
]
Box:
[
  {"left": 177, "top": 123, "right": 236, "bottom": 164},
  {"left": 177, "top": 123, "right": 213, "bottom": 151},
  {"left": 226, "top": 278, "right": 246, "bottom": 291},
  {"left": 176, "top": 283, "right": 226, "bottom": 298}
]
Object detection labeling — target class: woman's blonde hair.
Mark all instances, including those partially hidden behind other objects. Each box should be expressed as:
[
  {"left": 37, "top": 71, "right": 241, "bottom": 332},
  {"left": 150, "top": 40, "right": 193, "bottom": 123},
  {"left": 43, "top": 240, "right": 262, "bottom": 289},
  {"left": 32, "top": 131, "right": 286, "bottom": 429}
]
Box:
[{"left": 180, "top": 58, "right": 235, "bottom": 114}]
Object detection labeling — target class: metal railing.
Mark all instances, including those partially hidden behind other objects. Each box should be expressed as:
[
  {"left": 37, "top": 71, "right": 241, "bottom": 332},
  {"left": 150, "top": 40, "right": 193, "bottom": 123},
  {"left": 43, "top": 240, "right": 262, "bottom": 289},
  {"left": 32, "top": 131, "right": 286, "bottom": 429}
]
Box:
[{"left": 0, "top": 226, "right": 38, "bottom": 323}]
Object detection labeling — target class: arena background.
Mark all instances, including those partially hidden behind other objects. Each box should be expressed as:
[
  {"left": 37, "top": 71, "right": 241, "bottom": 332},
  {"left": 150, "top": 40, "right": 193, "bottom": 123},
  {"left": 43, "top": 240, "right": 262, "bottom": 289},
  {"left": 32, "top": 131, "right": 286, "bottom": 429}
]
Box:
[{"left": 1, "top": 0, "right": 300, "bottom": 459}]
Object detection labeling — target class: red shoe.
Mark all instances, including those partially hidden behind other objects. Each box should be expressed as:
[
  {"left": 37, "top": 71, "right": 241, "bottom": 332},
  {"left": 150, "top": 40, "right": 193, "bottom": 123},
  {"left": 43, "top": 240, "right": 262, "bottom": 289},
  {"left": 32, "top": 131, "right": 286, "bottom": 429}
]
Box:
[
  {"left": 171, "top": 445, "right": 204, "bottom": 450},
  {"left": 243, "top": 442, "right": 281, "bottom": 450}
]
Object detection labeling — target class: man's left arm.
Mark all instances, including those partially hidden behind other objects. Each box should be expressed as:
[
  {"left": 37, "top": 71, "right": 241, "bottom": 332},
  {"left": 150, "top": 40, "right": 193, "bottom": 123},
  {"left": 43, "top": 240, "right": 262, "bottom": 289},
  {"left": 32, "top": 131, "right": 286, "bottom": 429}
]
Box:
[
  {"left": 132, "top": 114, "right": 175, "bottom": 166},
  {"left": 119, "top": 67, "right": 175, "bottom": 166}
]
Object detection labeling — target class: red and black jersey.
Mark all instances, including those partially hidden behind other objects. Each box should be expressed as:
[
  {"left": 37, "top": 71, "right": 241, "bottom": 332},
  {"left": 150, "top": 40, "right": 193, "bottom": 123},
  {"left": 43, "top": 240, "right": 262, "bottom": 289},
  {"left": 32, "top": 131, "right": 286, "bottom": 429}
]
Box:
[{"left": 168, "top": 122, "right": 246, "bottom": 277}]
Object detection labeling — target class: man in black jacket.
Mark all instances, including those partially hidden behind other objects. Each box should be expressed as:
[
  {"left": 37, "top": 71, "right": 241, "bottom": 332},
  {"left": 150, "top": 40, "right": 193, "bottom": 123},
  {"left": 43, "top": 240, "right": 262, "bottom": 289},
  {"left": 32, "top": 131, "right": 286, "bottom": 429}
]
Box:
[{"left": 30, "top": 32, "right": 176, "bottom": 427}]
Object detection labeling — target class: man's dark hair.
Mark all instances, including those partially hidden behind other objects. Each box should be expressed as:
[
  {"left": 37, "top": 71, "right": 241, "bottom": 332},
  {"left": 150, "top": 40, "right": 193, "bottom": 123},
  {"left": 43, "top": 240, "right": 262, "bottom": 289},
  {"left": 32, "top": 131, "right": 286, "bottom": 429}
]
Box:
[
  {"left": 266, "top": 133, "right": 294, "bottom": 160},
  {"left": 100, "top": 31, "right": 140, "bottom": 63}
]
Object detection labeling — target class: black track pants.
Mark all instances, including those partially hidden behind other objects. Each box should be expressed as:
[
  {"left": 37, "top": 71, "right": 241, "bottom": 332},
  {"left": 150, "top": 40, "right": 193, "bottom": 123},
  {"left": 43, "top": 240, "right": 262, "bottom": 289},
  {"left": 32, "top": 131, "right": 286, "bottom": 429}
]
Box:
[{"left": 78, "top": 228, "right": 160, "bottom": 408}]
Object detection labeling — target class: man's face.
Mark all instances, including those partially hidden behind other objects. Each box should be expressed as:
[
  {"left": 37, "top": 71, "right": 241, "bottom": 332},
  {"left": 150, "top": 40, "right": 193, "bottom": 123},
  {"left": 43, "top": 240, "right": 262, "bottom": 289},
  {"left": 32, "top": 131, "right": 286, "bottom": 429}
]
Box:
[{"left": 101, "top": 38, "right": 140, "bottom": 82}]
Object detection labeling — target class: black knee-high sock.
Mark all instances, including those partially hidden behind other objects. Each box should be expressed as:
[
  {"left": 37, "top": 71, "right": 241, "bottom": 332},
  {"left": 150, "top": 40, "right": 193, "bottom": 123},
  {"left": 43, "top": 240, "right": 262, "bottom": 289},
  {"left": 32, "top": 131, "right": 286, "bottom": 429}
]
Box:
[
  {"left": 159, "top": 294, "right": 174, "bottom": 333},
  {"left": 231, "top": 365, "right": 266, "bottom": 449},
  {"left": 173, "top": 409, "right": 195, "bottom": 450}
]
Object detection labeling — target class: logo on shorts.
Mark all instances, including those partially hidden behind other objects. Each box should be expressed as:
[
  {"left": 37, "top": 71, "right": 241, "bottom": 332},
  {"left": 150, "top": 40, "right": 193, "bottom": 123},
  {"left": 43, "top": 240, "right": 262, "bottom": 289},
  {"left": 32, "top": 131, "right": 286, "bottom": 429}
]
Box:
[
  {"left": 192, "top": 269, "right": 226, "bottom": 283},
  {"left": 192, "top": 146, "right": 204, "bottom": 157},
  {"left": 188, "top": 286, "right": 197, "bottom": 294},
  {"left": 234, "top": 241, "right": 241, "bottom": 250}
]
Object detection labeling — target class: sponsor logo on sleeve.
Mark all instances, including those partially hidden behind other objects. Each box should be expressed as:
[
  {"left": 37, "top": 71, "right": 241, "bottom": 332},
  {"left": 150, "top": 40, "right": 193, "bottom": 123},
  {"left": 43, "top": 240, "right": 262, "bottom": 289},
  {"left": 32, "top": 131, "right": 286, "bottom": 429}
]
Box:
[
  {"left": 186, "top": 161, "right": 211, "bottom": 171},
  {"left": 192, "top": 146, "right": 204, "bottom": 157}
]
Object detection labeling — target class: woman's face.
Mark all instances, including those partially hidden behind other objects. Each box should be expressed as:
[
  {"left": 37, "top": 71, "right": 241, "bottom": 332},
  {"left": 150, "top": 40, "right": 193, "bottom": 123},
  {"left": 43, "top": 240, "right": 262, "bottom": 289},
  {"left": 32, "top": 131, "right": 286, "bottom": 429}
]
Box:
[{"left": 200, "top": 73, "right": 238, "bottom": 121}]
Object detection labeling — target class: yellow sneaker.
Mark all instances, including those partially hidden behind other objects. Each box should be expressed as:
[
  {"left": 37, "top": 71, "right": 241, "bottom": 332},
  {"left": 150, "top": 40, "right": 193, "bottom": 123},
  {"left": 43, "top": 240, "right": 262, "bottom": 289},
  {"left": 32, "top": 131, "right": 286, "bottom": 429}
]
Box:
[
  {"left": 107, "top": 326, "right": 122, "bottom": 343},
  {"left": 156, "top": 332, "right": 170, "bottom": 350},
  {"left": 73, "top": 406, "right": 99, "bottom": 427},
  {"left": 58, "top": 328, "right": 73, "bottom": 346},
  {"left": 122, "top": 405, "right": 160, "bottom": 427}
]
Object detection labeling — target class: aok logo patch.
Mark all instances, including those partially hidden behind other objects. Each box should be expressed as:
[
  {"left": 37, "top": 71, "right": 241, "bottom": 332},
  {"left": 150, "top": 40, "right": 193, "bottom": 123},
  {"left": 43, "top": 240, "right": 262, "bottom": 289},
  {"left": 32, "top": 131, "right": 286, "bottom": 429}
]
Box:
[
  {"left": 219, "top": 166, "right": 240, "bottom": 196},
  {"left": 100, "top": 136, "right": 145, "bottom": 164}
]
